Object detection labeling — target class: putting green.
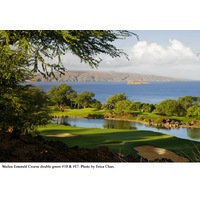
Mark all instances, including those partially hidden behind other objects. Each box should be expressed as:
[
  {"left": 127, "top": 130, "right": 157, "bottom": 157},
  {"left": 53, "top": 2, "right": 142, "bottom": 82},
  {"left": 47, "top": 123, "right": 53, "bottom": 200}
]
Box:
[{"left": 38, "top": 124, "right": 200, "bottom": 162}]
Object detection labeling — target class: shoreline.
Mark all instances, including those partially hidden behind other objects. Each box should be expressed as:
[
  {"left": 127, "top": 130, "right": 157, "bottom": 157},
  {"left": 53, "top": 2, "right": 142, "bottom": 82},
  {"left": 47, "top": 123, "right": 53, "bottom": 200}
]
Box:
[
  {"left": 51, "top": 115, "right": 200, "bottom": 129},
  {"left": 105, "top": 117, "right": 200, "bottom": 129}
]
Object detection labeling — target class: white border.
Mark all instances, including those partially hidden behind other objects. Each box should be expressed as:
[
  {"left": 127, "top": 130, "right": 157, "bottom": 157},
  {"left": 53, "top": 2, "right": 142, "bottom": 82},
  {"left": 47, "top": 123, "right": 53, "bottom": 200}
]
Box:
[
  {"left": 1, "top": 1, "right": 200, "bottom": 199},
  {"left": 1, "top": 0, "right": 200, "bottom": 30}
]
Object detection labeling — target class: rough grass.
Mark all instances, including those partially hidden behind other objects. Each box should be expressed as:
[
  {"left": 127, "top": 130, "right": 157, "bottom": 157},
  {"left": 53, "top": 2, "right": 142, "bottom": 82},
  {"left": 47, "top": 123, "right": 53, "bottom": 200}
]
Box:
[{"left": 38, "top": 124, "right": 200, "bottom": 161}]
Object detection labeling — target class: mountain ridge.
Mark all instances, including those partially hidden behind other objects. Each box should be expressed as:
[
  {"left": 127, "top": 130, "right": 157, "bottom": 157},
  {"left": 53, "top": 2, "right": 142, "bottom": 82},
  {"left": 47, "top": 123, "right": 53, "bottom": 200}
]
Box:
[{"left": 33, "top": 70, "right": 187, "bottom": 82}]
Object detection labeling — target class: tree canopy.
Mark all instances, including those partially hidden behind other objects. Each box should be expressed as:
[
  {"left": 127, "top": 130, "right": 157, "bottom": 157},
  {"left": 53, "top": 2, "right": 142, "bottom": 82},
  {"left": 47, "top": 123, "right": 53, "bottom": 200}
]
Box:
[
  {"left": 178, "top": 96, "right": 200, "bottom": 110},
  {"left": 0, "top": 85, "right": 50, "bottom": 133},
  {"left": 103, "top": 93, "right": 127, "bottom": 111},
  {"left": 155, "top": 99, "right": 186, "bottom": 116},
  {"left": 0, "top": 30, "right": 135, "bottom": 134},
  {"left": 75, "top": 91, "right": 96, "bottom": 109},
  {"left": 114, "top": 99, "right": 133, "bottom": 115},
  {"left": 0, "top": 30, "right": 136, "bottom": 80},
  {"left": 48, "top": 83, "right": 76, "bottom": 109},
  {"left": 187, "top": 105, "right": 200, "bottom": 118}
]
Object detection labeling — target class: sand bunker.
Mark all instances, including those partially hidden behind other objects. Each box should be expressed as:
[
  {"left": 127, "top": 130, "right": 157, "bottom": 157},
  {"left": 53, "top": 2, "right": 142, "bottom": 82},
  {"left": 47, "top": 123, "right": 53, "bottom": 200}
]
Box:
[
  {"left": 134, "top": 145, "right": 189, "bottom": 162},
  {"left": 44, "top": 133, "right": 76, "bottom": 138}
]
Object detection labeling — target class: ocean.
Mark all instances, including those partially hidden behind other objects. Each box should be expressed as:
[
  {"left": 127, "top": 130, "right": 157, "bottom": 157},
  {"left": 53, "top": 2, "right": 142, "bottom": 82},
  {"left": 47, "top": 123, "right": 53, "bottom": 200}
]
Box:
[
  {"left": 32, "top": 81, "right": 200, "bottom": 104},
  {"left": 28, "top": 81, "right": 200, "bottom": 141}
]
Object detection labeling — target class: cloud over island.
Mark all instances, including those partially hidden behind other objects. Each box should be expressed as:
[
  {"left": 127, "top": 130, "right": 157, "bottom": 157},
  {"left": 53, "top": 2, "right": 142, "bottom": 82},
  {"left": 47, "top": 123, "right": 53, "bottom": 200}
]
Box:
[{"left": 62, "top": 39, "right": 200, "bottom": 80}]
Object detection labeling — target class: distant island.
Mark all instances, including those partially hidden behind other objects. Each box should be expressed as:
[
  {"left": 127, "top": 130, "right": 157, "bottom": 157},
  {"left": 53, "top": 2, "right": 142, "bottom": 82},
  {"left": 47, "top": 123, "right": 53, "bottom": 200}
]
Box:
[
  {"left": 33, "top": 70, "right": 187, "bottom": 82},
  {"left": 127, "top": 81, "right": 149, "bottom": 85}
]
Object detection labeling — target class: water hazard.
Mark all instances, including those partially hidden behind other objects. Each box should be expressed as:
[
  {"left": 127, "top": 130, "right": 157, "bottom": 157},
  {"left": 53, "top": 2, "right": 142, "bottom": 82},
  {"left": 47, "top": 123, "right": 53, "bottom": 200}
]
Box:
[{"left": 52, "top": 117, "right": 200, "bottom": 142}]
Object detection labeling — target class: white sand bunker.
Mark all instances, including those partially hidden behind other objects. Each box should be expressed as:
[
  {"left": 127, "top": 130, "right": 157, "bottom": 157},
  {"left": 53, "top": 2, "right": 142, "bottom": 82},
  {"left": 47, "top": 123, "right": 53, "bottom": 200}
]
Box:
[
  {"left": 44, "top": 133, "right": 76, "bottom": 138},
  {"left": 134, "top": 145, "right": 189, "bottom": 162}
]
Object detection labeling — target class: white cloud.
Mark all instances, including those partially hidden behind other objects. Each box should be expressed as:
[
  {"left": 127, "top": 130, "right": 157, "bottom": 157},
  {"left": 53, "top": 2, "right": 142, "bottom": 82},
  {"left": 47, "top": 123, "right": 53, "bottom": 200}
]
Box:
[
  {"left": 130, "top": 39, "right": 198, "bottom": 65},
  {"left": 61, "top": 39, "right": 200, "bottom": 80},
  {"left": 99, "top": 39, "right": 200, "bottom": 80}
]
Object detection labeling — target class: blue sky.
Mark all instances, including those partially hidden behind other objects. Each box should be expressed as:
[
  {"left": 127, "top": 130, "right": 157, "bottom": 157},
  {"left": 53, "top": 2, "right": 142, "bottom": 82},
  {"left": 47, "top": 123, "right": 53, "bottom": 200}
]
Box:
[
  {"left": 1, "top": 1, "right": 200, "bottom": 80},
  {"left": 62, "top": 30, "right": 200, "bottom": 80},
  {"left": 119, "top": 31, "right": 200, "bottom": 52}
]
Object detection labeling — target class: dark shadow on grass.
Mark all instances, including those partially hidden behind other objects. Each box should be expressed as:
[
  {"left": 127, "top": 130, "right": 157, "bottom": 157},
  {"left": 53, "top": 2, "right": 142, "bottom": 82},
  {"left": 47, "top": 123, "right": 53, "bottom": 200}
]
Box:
[{"left": 39, "top": 129, "right": 200, "bottom": 161}]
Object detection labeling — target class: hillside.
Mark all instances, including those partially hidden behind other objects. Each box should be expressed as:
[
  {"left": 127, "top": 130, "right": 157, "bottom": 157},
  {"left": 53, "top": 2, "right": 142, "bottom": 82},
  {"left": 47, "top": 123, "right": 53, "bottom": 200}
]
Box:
[{"left": 33, "top": 70, "right": 185, "bottom": 82}]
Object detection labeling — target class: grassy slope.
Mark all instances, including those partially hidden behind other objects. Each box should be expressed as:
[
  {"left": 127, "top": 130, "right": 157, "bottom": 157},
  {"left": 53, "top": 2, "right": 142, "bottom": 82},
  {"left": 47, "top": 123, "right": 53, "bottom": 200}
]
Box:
[
  {"left": 38, "top": 124, "right": 200, "bottom": 161},
  {"left": 50, "top": 107, "right": 197, "bottom": 125},
  {"left": 50, "top": 108, "right": 104, "bottom": 117}
]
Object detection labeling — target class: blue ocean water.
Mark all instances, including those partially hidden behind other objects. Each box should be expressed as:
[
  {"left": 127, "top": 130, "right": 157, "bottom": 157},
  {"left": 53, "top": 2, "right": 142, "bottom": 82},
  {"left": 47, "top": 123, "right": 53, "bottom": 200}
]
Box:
[
  {"left": 32, "top": 81, "right": 200, "bottom": 104},
  {"left": 30, "top": 81, "right": 200, "bottom": 141}
]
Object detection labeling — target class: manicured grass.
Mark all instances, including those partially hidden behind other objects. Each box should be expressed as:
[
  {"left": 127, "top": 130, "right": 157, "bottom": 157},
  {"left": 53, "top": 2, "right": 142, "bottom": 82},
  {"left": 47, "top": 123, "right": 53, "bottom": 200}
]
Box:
[
  {"left": 38, "top": 124, "right": 200, "bottom": 161},
  {"left": 50, "top": 107, "right": 198, "bottom": 125},
  {"left": 50, "top": 107, "right": 104, "bottom": 117}
]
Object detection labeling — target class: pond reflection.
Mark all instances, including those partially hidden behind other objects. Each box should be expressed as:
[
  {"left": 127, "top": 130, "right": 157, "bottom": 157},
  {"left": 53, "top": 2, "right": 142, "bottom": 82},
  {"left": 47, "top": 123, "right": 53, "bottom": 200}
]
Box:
[
  {"left": 103, "top": 120, "right": 136, "bottom": 130},
  {"left": 187, "top": 128, "right": 200, "bottom": 139},
  {"left": 51, "top": 117, "right": 200, "bottom": 142},
  {"left": 52, "top": 117, "right": 71, "bottom": 126}
]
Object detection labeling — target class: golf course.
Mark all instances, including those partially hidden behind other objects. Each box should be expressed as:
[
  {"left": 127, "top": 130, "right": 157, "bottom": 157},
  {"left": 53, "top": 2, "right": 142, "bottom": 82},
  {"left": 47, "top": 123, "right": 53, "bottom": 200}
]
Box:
[{"left": 38, "top": 123, "right": 200, "bottom": 162}]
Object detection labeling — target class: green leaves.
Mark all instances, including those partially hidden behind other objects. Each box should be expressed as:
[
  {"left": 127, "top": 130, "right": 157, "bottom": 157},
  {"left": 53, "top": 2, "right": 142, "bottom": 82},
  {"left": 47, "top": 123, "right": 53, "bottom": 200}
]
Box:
[
  {"left": 0, "top": 85, "right": 50, "bottom": 133},
  {"left": 114, "top": 99, "right": 133, "bottom": 115},
  {"left": 103, "top": 93, "right": 127, "bottom": 111},
  {"left": 0, "top": 30, "right": 135, "bottom": 79},
  {"left": 75, "top": 91, "right": 95, "bottom": 108},
  {"left": 155, "top": 99, "right": 186, "bottom": 117},
  {"left": 47, "top": 83, "right": 76, "bottom": 109},
  {"left": 0, "top": 30, "right": 135, "bottom": 134},
  {"left": 0, "top": 41, "right": 32, "bottom": 86}
]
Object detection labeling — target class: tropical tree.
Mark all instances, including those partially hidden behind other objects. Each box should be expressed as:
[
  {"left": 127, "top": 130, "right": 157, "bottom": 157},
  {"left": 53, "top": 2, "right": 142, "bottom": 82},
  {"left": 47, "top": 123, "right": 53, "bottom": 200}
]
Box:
[
  {"left": 114, "top": 99, "right": 133, "bottom": 115},
  {"left": 90, "top": 99, "right": 102, "bottom": 110},
  {"left": 187, "top": 105, "right": 200, "bottom": 118},
  {"left": 131, "top": 102, "right": 143, "bottom": 112},
  {"left": 178, "top": 96, "right": 200, "bottom": 110},
  {"left": 141, "top": 103, "right": 156, "bottom": 113},
  {"left": 0, "top": 43, "right": 32, "bottom": 86},
  {"left": 48, "top": 84, "right": 76, "bottom": 110},
  {"left": 0, "top": 30, "right": 135, "bottom": 134},
  {"left": 67, "top": 91, "right": 78, "bottom": 108},
  {"left": 156, "top": 99, "right": 186, "bottom": 116},
  {"left": 0, "top": 85, "right": 50, "bottom": 134},
  {"left": 75, "top": 91, "right": 95, "bottom": 108},
  {"left": 103, "top": 93, "right": 127, "bottom": 111},
  {"left": 0, "top": 30, "right": 136, "bottom": 79}
]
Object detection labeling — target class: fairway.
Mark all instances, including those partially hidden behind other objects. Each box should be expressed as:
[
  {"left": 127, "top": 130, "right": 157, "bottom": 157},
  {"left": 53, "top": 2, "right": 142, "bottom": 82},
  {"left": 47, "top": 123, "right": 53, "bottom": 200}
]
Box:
[{"left": 38, "top": 124, "right": 200, "bottom": 161}]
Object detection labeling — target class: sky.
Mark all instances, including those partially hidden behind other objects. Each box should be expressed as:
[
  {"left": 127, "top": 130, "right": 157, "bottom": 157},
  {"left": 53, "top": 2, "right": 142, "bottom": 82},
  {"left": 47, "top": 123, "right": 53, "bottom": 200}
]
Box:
[
  {"left": 1, "top": 1, "right": 200, "bottom": 80},
  {"left": 62, "top": 30, "right": 200, "bottom": 80}
]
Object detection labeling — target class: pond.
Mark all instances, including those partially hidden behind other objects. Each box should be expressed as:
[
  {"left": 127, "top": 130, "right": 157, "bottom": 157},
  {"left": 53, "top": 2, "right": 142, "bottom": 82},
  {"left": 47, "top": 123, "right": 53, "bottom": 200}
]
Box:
[{"left": 52, "top": 117, "right": 200, "bottom": 142}]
